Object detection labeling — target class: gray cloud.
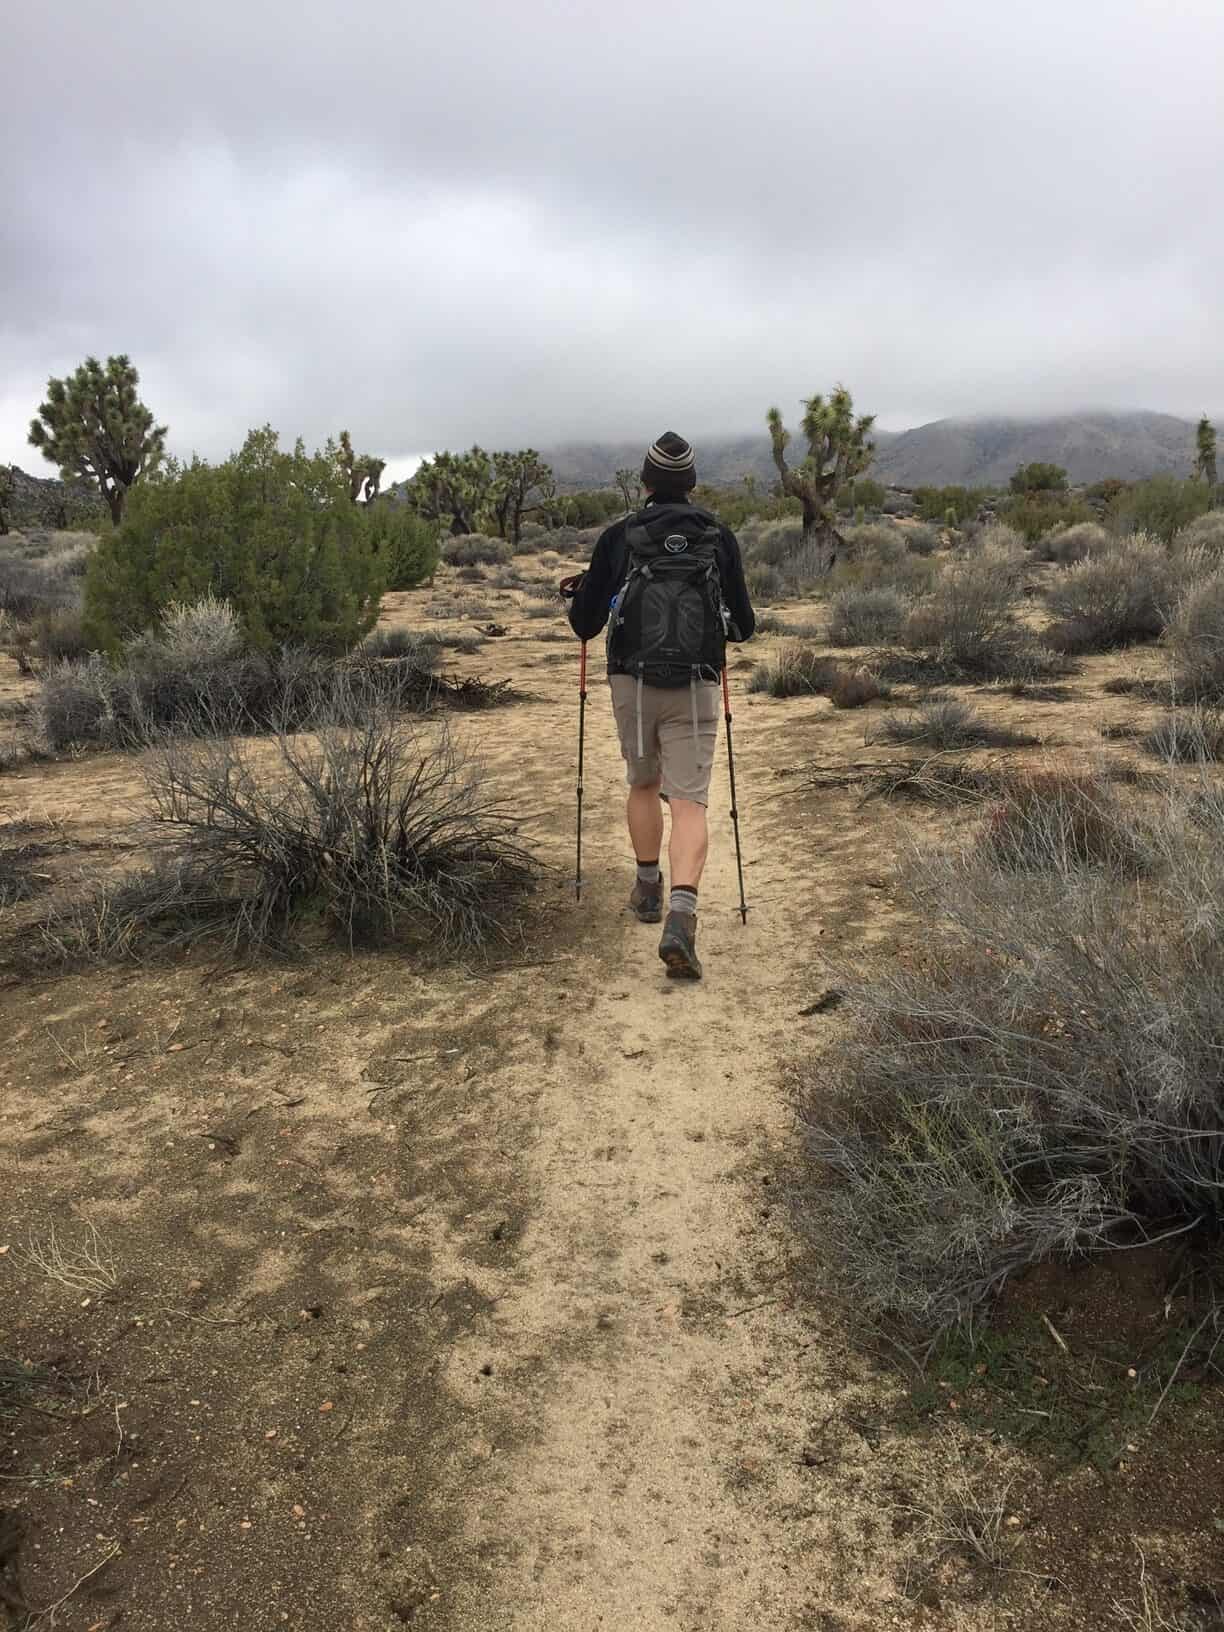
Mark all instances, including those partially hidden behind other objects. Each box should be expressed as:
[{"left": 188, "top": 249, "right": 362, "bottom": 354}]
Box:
[{"left": 4, "top": 0, "right": 1222, "bottom": 471}]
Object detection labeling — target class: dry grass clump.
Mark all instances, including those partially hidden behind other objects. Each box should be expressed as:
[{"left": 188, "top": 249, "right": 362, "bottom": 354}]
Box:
[
  {"left": 362, "top": 626, "right": 441, "bottom": 666},
  {"left": 795, "top": 773, "right": 1224, "bottom": 1333},
  {"left": 871, "top": 694, "right": 1039, "bottom": 751},
  {"left": 748, "top": 643, "right": 886, "bottom": 707},
  {"left": 754, "top": 612, "right": 826, "bottom": 640},
  {"left": 1143, "top": 707, "right": 1224, "bottom": 763}
]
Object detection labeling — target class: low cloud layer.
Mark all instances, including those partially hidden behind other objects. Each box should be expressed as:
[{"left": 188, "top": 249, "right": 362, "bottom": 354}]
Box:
[{"left": 4, "top": 0, "right": 1221, "bottom": 472}]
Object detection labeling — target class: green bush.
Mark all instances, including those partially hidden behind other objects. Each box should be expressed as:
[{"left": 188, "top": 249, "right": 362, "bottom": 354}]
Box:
[
  {"left": 691, "top": 485, "right": 801, "bottom": 530},
  {"left": 1110, "top": 476, "right": 1211, "bottom": 544},
  {"left": 837, "top": 477, "right": 887, "bottom": 514},
  {"left": 83, "top": 427, "right": 387, "bottom": 655},
  {"left": 373, "top": 508, "right": 439, "bottom": 590},
  {"left": 557, "top": 489, "right": 625, "bottom": 528},
  {"left": 914, "top": 485, "right": 983, "bottom": 524},
  {"left": 1000, "top": 492, "right": 1095, "bottom": 542},
  {"left": 1009, "top": 461, "right": 1068, "bottom": 495}
]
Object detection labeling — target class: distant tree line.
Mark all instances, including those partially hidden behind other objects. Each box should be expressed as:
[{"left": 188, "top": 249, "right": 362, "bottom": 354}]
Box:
[{"left": 21, "top": 353, "right": 1222, "bottom": 643}]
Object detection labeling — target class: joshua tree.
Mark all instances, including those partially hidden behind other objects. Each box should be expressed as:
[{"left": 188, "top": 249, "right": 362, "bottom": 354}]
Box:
[
  {"left": 767, "top": 386, "right": 875, "bottom": 571},
  {"left": 1196, "top": 416, "right": 1218, "bottom": 490},
  {"left": 614, "top": 467, "right": 643, "bottom": 512},
  {"left": 336, "top": 430, "right": 386, "bottom": 504},
  {"left": 0, "top": 466, "right": 11, "bottom": 536},
  {"left": 28, "top": 354, "right": 166, "bottom": 525},
  {"left": 406, "top": 448, "right": 492, "bottom": 535},
  {"left": 492, "top": 450, "right": 555, "bottom": 544}
]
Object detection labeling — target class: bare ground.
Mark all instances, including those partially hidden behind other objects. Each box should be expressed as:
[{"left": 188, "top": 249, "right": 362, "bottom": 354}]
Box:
[{"left": 2, "top": 563, "right": 1222, "bottom": 1630}]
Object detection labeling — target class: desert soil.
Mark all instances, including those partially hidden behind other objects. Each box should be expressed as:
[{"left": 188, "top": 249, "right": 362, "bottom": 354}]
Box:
[{"left": 3, "top": 555, "right": 1223, "bottom": 1631}]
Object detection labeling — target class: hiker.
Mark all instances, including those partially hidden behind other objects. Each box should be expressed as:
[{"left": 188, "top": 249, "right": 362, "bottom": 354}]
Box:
[{"left": 561, "top": 432, "right": 756, "bottom": 980}]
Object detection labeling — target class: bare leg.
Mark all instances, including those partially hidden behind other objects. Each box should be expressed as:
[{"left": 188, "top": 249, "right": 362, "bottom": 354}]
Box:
[
  {"left": 667, "top": 797, "right": 709, "bottom": 890},
  {"left": 627, "top": 781, "right": 664, "bottom": 863}
]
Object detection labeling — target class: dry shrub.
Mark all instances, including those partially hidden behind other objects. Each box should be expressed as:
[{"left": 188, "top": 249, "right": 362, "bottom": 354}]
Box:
[
  {"left": 362, "top": 626, "right": 440, "bottom": 667},
  {"left": 0, "top": 554, "right": 78, "bottom": 621},
  {"left": 901, "top": 542, "right": 1034, "bottom": 676},
  {"left": 1166, "top": 570, "right": 1224, "bottom": 700},
  {"left": 827, "top": 587, "right": 908, "bottom": 646},
  {"left": 1174, "top": 511, "right": 1224, "bottom": 560},
  {"left": 1035, "top": 521, "right": 1112, "bottom": 564},
  {"left": 30, "top": 679, "right": 538, "bottom": 963},
  {"left": 978, "top": 769, "right": 1154, "bottom": 877},
  {"left": 33, "top": 607, "right": 91, "bottom": 663},
  {"left": 37, "top": 597, "right": 498, "bottom": 753},
  {"left": 754, "top": 612, "right": 825, "bottom": 639},
  {"left": 1043, "top": 535, "right": 1172, "bottom": 653},
  {"left": 745, "top": 562, "right": 784, "bottom": 603},
  {"left": 795, "top": 775, "right": 1224, "bottom": 1333},
  {"left": 832, "top": 529, "right": 936, "bottom": 597},
  {"left": 747, "top": 644, "right": 834, "bottom": 697},
  {"left": 441, "top": 534, "right": 512, "bottom": 567},
  {"left": 739, "top": 518, "right": 804, "bottom": 567},
  {"left": 828, "top": 667, "right": 885, "bottom": 709}
]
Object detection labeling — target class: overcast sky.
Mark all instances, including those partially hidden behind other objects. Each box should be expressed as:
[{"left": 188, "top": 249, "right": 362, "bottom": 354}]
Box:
[{"left": 3, "top": 0, "right": 1221, "bottom": 475}]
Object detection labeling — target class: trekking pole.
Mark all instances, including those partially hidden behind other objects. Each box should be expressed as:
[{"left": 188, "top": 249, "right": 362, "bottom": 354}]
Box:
[
  {"left": 721, "top": 666, "right": 748, "bottom": 925},
  {"left": 575, "top": 640, "right": 588, "bottom": 901}
]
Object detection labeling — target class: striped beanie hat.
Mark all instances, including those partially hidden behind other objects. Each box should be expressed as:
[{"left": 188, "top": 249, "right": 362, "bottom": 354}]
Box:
[{"left": 641, "top": 431, "right": 697, "bottom": 496}]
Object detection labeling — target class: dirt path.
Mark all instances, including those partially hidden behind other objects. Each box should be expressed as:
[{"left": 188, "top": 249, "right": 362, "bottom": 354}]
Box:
[{"left": 428, "top": 642, "right": 921, "bottom": 1630}]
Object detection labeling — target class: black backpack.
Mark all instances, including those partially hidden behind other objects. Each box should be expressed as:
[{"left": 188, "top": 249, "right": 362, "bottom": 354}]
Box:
[{"left": 606, "top": 504, "right": 728, "bottom": 687}]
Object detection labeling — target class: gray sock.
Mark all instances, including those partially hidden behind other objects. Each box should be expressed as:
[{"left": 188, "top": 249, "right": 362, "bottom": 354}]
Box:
[
  {"left": 636, "top": 862, "right": 661, "bottom": 885},
  {"left": 670, "top": 887, "right": 698, "bottom": 917}
]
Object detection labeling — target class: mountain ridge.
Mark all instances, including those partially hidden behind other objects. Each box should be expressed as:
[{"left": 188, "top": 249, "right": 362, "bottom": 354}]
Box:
[{"left": 539, "top": 411, "right": 1208, "bottom": 491}]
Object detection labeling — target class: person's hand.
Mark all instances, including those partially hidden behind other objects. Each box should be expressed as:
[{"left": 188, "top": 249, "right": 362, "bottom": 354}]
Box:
[{"left": 559, "top": 573, "right": 584, "bottom": 601}]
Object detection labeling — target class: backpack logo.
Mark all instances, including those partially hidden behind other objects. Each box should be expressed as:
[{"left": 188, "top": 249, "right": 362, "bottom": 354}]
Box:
[{"left": 663, "top": 534, "right": 689, "bottom": 554}]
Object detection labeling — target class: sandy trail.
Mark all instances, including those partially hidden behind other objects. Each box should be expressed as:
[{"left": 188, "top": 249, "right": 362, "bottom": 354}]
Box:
[{"left": 437, "top": 647, "right": 910, "bottom": 1631}]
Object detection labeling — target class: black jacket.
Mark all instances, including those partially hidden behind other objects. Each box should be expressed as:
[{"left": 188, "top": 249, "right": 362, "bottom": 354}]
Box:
[{"left": 567, "top": 499, "right": 756, "bottom": 647}]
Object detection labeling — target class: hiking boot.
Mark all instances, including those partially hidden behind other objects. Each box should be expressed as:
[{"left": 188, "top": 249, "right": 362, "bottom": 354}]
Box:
[
  {"left": 629, "top": 878, "right": 664, "bottom": 923},
  {"left": 658, "top": 911, "right": 702, "bottom": 980}
]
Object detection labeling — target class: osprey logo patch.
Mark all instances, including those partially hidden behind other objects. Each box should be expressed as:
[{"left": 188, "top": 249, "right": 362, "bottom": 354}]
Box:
[{"left": 663, "top": 534, "right": 689, "bottom": 554}]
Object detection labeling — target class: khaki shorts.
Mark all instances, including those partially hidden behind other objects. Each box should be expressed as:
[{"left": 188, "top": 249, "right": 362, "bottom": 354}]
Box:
[{"left": 609, "top": 674, "right": 721, "bottom": 806}]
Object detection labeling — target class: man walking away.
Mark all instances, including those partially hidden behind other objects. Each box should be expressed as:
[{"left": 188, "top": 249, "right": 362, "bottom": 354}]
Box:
[{"left": 562, "top": 432, "right": 756, "bottom": 980}]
